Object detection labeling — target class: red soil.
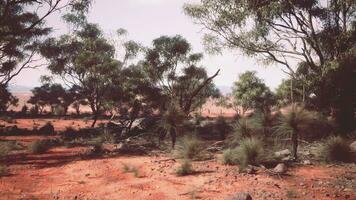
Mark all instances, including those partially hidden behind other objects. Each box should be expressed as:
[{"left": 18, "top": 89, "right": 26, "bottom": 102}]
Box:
[{"left": 0, "top": 135, "right": 355, "bottom": 200}]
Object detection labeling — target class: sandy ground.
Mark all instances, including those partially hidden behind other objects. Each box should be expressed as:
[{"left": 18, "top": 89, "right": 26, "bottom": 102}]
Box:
[{"left": 0, "top": 134, "right": 355, "bottom": 200}]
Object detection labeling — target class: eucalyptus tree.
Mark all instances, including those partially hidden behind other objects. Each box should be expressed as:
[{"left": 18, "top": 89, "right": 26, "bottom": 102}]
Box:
[
  {"left": 40, "top": 21, "right": 119, "bottom": 127},
  {"left": 0, "top": 0, "right": 92, "bottom": 113},
  {"left": 232, "top": 71, "right": 275, "bottom": 115},
  {"left": 184, "top": 0, "right": 356, "bottom": 133},
  {"left": 143, "top": 35, "right": 220, "bottom": 147},
  {"left": 143, "top": 35, "right": 220, "bottom": 116}
]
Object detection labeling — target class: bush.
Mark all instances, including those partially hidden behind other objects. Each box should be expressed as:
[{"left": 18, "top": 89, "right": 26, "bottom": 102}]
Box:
[
  {"left": 38, "top": 121, "right": 55, "bottom": 135},
  {"left": 99, "top": 128, "right": 116, "bottom": 144},
  {"left": 0, "top": 141, "right": 22, "bottom": 157},
  {"left": 0, "top": 165, "right": 8, "bottom": 176},
  {"left": 176, "top": 136, "right": 204, "bottom": 160},
  {"left": 122, "top": 164, "right": 140, "bottom": 177},
  {"left": 28, "top": 140, "right": 51, "bottom": 154},
  {"left": 320, "top": 136, "right": 352, "bottom": 162},
  {"left": 222, "top": 148, "right": 240, "bottom": 165},
  {"left": 176, "top": 159, "right": 194, "bottom": 176},
  {"left": 223, "top": 137, "right": 264, "bottom": 169},
  {"left": 230, "top": 117, "right": 262, "bottom": 147}
]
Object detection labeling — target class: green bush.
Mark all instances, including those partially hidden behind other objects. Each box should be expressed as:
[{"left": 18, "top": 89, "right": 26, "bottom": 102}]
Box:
[
  {"left": 99, "top": 129, "right": 116, "bottom": 144},
  {"left": 176, "top": 159, "right": 194, "bottom": 176},
  {"left": 176, "top": 136, "right": 203, "bottom": 160},
  {"left": 320, "top": 136, "right": 352, "bottom": 162},
  {"left": 222, "top": 148, "right": 240, "bottom": 165},
  {"left": 231, "top": 117, "right": 262, "bottom": 146},
  {"left": 223, "top": 137, "right": 264, "bottom": 169},
  {"left": 28, "top": 140, "right": 51, "bottom": 154},
  {"left": 0, "top": 141, "right": 22, "bottom": 157}
]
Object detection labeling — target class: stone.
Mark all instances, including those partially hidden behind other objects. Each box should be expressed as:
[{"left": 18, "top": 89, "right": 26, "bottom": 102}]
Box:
[
  {"left": 273, "top": 163, "right": 287, "bottom": 174},
  {"left": 349, "top": 141, "right": 356, "bottom": 152},
  {"left": 274, "top": 149, "right": 291, "bottom": 157},
  {"left": 226, "top": 192, "right": 253, "bottom": 200},
  {"left": 303, "top": 160, "right": 312, "bottom": 165}
]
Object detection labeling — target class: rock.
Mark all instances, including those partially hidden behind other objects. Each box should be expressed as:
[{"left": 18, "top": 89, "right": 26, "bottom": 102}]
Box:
[
  {"left": 303, "top": 160, "right": 312, "bottom": 165},
  {"left": 350, "top": 141, "right": 356, "bottom": 152},
  {"left": 274, "top": 149, "right": 291, "bottom": 157},
  {"left": 226, "top": 192, "right": 252, "bottom": 200},
  {"left": 273, "top": 163, "right": 287, "bottom": 174}
]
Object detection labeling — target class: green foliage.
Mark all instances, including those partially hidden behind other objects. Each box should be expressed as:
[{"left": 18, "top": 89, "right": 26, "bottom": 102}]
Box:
[
  {"left": 320, "top": 136, "right": 352, "bottom": 163},
  {"left": 231, "top": 71, "right": 275, "bottom": 114},
  {"left": 176, "top": 159, "right": 194, "bottom": 176},
  {"left": 233, "top": 117, "right": 262, "bottom": 140},
  {"left": 143, "top": 35, "right": 220, "bottom": 115},
  {"left": 223, "top": 138, "right": 264, "bottom": 169},
  {"left": 222, "top": 148, "right": 240, "bottom": 165},
  {"left": 28, "top": 140, "right": 51, "bottom": 154},
  {"left": 122, "top": 164, "right": 140, "bottom": 177},
  {"left": 274, "top": 106, "right": 317, "bottom": 159},
  {"left": 175, "top": 136, "right": 204, "bottom": 160},
  {"left": 184, "top": 0, "right": 356, "bottom": 135},
  {"left": 0, "top": 85, "right": 18, "bottom": 112},
  {"left": 0, "top": 141, "right": 22, "bottom": 157},
  {"left": 99, "top": 129, "right": 116, "bottom": 144}
]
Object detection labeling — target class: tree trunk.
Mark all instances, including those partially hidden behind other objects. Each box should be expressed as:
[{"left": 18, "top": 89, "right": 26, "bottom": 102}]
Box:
[
  {"left": 291, "top": 132, "right": 298, "bottom": 160},
  {"left": 91, "top": 113, "right": 98, "bottom": 128},
  {"left": 170, "top": 127, "right": 176, "bottom": 149}
]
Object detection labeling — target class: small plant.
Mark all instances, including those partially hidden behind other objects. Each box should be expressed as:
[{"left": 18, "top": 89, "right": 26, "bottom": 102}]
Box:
[
  {"left": 222, "top": 148, "right": 240, "bottom": 165},
  {"left": 0, "top": 165, "right": 8, "bottom": 176},
  {"left": 223, "top": 137, "right": 264, "bottom": 169},
  {"left": 231, "top": 117, "right": 262, "bottom": 147},
  {"left": 99, "top": 129, "right": 115, "bottom": 144},
  {"left": 175, "top": 136, "right": 203, "bottom": 160},
  {"left": 286, "top": 189, "right": 298, "bottom": 199},
  {"left": 320, "top": 136, "right": 351, "bottom": 162},
  {"left": 0, "top": 141, "right": 22, "bottom": 157},
  {"left": 176, "top": 159, "right": 194, "bottom": 176},
  {"left": 122, "top": 163, "right": 140, "bottom": 177},
  {"left": 28, "top": 140, "right": 51, "bottom": 154}
]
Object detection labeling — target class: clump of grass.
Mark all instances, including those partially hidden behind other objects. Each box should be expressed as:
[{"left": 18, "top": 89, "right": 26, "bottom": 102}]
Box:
[
  {"left": 175, "top": 136, "right": 204, "bottom": 160},
  {"left": 222, "top": 137, "right": 264, "bottom": 169},
  {"left": 230, "top": 117, "right": 262, "bottom": 147},
  {"left": 222, "top": 148, "right": 240, "bottom": 165},
  {"left": 320, "top": 136, "right": 352, "bottom": 162},
  {"left": 122, "top": 163, "right": 140, "bottom": 177},
  {"left": 176, "top": 159, "right": 194, "bottom": 176},
  {"left": 0, "top": 141, "right": 22, "bottom": 157},
  {"left": 28, "top": 140, "right": 51, "bottom": 154},
  {"left": 286, "top": 189, "right": 298, "bottom": 199},
  {"left": 0, "top": 165, "right": 8, "bottom": 176},
  {"left": 99, "top": 129, "right": 115, "bottom": 144}
]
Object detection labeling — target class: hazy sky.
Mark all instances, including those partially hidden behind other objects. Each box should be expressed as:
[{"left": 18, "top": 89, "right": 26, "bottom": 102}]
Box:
[{"left": 12, "top": 0, "right": 287, "bottom": 90}]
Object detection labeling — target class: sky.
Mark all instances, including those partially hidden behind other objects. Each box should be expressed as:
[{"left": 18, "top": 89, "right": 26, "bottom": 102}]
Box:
[{"left": 11, "top": 0, "right": 287, "bottom": 91}]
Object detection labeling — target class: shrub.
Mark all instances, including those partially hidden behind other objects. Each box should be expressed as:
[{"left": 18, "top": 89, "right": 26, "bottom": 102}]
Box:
[
  {"left": 122, "top": 164, "right": 140, "bottom": 177},
  {"left": 176, "top": 159, "right": 194, "bottom": 176},
  {"left": 28, "top": 140, "right": 51, "bottom": 154},
  {"left": 230, "top": 117, "right": 262, "bottom": 147},
  {"left": 0, "top": 165, "right": 8, "bottom": 176},
  {"left": 320, "top": 136, "right": 352, "bottom": 162},
  {"left": 176, "top": 136, "right": 203, "bottom": 160},
  {"left": 99, "top": 129, "right": 116, "bottom": 144},
  {"left": 0, "top": 142, "right": 10, "bottom": 157},
  {"left": 222, "top": 148, "right": 240, "bottom": 165},
  {"left": 38, "top": 121, "right": 55, "bottom": 135},
  {"left": 223, "top": 137, "right": 264, "bottom": 169}
]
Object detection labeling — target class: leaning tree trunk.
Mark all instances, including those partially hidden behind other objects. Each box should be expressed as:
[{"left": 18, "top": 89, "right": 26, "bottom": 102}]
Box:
[
  {"left": 91, "top": 112, "right": 98, "bottom": 128},
  {"left": 291, "top": 131, "right": 298, "bottom": 160}
]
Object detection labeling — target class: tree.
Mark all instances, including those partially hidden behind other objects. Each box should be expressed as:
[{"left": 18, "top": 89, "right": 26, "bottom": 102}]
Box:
[
  {"left": 232, "top": 71, "right": 275, "bottom": 115},
  {"left": 41, "top": 21, "right": 119, "bottom": 127},
  {"left": 143, "top": 35, "right": 220, "bottom": 147},
  {"left": 0, "top": 0, "right": 91, "bottom": 111},
  {"left": 184, "top": 0, "right": 356, "bottom": 133},
  {"left": 276, "top": 79, "right": 304, "bottom": 106},
  {"left": 28, "top": 83, "right": 73, "bottom": 115},
  {"left": 275, "top": 106, "right": 317, "bottom": 160},
  {"left": 0, "top": 84, "right": 18, "bottom": 112},
  {"left": 143, "top": 35, "right": 220, "bottom": 115}
]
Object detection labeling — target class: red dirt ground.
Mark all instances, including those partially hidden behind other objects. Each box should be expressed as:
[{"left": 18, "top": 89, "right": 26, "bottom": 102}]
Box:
[{"left": 0, "top": 133, "right": 355, "bottom": 200}]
